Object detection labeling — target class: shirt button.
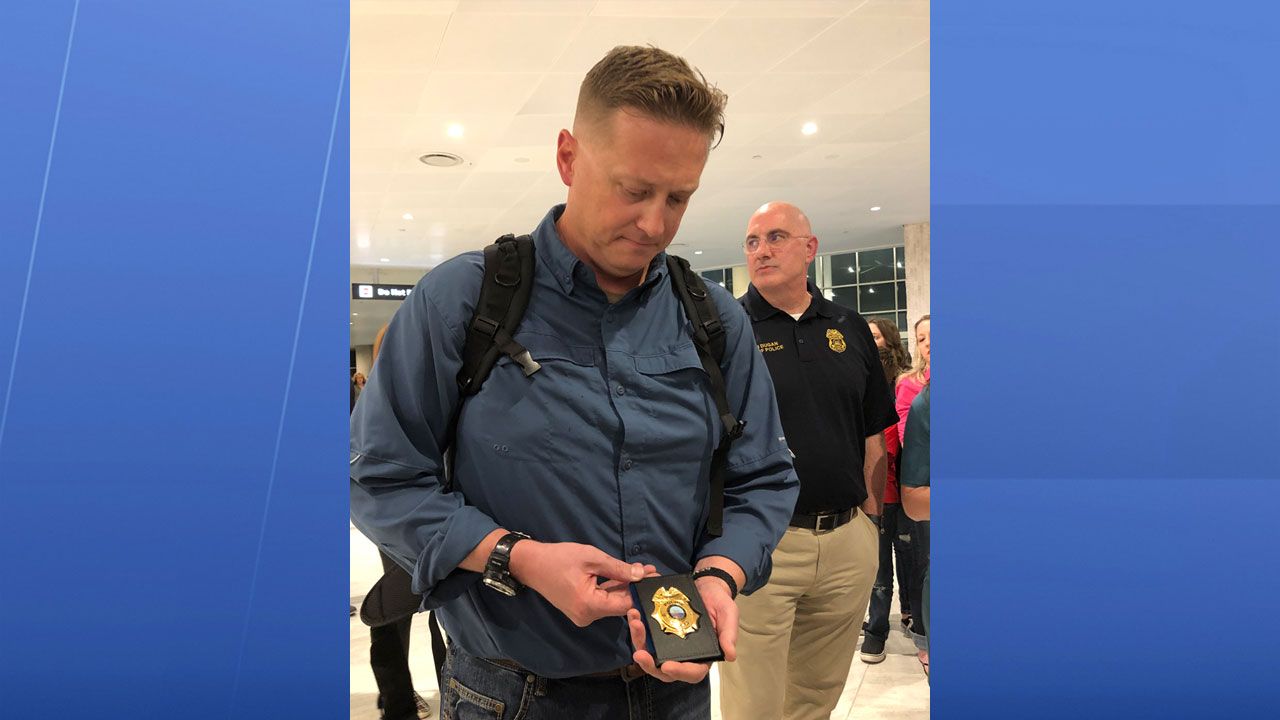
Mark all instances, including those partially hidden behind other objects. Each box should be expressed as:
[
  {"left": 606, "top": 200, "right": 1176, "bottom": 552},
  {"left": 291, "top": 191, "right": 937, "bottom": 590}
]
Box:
[
  {"left": 631, "top": 544, "right": 641, "bottom": 554},
  {"left": 623, "top": 460, "right": 633, "bottom": 471},
  {"left": 616, "top": 385, "right": 625, "bottom": 396}
]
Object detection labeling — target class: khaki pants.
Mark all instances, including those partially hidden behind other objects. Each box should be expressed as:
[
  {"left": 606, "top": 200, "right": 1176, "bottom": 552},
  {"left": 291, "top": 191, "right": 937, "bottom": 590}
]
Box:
[{"left": 719, "top": 513, "right": 879, "bottom": 720}]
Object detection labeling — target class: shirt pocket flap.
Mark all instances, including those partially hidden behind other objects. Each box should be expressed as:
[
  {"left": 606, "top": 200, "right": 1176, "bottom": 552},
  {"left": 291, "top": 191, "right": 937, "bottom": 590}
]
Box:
[
  {"left": 634, "top": 342, "right": 706, "bottom": 376},
  {"left": 497, "top": 332, "right": 595, "bottom": 367}
]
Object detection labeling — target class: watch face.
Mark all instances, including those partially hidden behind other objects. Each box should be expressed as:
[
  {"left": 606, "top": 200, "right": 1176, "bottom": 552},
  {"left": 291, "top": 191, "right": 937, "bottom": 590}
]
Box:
[{"left": 483, "top": 575, "right": 518, "bottom": 597}]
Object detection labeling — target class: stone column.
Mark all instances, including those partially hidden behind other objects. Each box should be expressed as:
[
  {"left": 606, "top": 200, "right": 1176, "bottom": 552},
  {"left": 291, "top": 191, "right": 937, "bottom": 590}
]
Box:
[{"left": 903, "top": 222, "right": 930, "bottom": 326}]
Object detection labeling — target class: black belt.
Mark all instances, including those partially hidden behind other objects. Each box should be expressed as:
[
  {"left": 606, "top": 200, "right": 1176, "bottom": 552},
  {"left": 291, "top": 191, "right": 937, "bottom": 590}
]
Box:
[
  {"left": 485, "top": 657, "right": 647, "bottom": 683},
  {"left": 789, "top": 507, "right": 856, "bottom": 533}
]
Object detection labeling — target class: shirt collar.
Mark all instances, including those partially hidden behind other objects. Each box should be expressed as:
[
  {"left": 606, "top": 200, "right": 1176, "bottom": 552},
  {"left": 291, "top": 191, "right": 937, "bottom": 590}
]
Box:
[
  {"left": 533, "top": 204, "right": 669, "bottom": 297},
  {"left": 744, "top": 281, "right": 834, "bottom": 321}
]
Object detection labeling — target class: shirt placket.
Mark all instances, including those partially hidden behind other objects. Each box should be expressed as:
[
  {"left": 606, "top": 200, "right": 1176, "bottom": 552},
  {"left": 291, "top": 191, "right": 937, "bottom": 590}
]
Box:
[{"left": 601, "top": 302, "right": 645, "bottom": 564}]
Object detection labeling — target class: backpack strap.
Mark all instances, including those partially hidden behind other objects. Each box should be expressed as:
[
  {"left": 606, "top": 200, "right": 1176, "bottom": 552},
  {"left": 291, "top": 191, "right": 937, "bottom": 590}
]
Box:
[
  {"left": 442, "top": 234, "right": 538, "bottom": 488},
  {"left": 458, "top": 234, "right": 540, "bottom": 394},
  {"left": 666, "top": 254, "right": 745, "bottom": 538}
]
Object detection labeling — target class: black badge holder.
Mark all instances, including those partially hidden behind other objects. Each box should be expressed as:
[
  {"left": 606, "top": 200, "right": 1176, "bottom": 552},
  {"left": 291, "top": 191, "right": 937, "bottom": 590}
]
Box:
[{"left": 630, "top": 573, "right": 724, "bottom": 664}]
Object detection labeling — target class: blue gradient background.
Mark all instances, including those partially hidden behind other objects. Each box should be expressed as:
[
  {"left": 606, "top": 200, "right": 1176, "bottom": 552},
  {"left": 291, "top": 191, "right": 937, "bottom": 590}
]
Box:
[
  {"left": 1, "top": 1, "right": 1277, "bottom": 718},
  {"left": 0, "top": 1, "right": 349, "bottom": 718},
  {"left": 933, "top": 1, "right": 1280, "bottom": 718}
]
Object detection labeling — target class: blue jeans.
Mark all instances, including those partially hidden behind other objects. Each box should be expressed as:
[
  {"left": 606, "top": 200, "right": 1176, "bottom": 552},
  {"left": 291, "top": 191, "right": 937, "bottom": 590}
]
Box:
[
  {"left": 865, "top": 503, "right": 914, "bottom": 642},
  {"left": 441, "top": 642, "right": 710, "bottom": 720}
]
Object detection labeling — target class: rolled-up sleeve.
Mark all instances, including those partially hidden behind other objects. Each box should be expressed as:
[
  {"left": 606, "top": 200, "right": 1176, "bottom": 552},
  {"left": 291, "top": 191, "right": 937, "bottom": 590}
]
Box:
[
  {"left": 695, "top": 289, "right": 799, "bottom": 595},
  {"left": 350, "top": 256, "right": 499, "bottom": 608}
]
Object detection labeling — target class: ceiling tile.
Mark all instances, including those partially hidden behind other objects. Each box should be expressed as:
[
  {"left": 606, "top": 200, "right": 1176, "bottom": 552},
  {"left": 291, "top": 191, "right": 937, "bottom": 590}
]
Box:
[
  {"left": 352, "top": 72, "right": 431, "bottom": 115},
  {"left": 434, "top": 13, "right": 583, "bottom": 72},
  {"left": 682, "top": 17, "right": 837, "bottom": 73},
  {"left": 724, "top": 0, "right": 862, "bottom": 18},
  {"left": 453, "top": 0, "right": 595, "bottom": 14},
  {"left": 771, "top": 12, "right": 928, "bottom": 73},
  {"left": 413, "top": 72, "right": 543, "bottom": 116},
  {"left": 516, "top": 74, "right": 583, "bottom": 115},
  {"left": 496, "top": 114, "right": 572, "bottom": 147},
  {"left": 727, "top": 72, "right": 856, "bottom": 114},
  {"left": 551, "top": 16, "right": 714, "bottom": 72},
  {"left": 815, "top": 71, "right": 928, "bottom": 116},
  {"left": 351, "top": 13, "right": 449, "bottom": 71},
  {"left": 589, "top": 1, "right": 736, "bottom": 18}
]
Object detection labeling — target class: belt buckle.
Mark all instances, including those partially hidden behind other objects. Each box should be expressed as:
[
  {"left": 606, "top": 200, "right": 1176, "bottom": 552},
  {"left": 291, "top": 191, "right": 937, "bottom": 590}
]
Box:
[{"left": 814, "top": 512, "right": 836, "bottom": 533}]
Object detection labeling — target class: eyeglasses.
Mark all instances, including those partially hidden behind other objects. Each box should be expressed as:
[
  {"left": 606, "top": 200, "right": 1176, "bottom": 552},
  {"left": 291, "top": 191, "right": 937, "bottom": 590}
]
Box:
[{"left": 743, "top": 230, "right": 812, "bottom": 254}]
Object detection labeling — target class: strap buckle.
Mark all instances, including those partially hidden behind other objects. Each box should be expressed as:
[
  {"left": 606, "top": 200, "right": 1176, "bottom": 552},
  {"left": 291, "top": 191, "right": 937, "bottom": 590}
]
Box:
[{"left": 814, "top": 512, "right": 838, "bottom": 533}]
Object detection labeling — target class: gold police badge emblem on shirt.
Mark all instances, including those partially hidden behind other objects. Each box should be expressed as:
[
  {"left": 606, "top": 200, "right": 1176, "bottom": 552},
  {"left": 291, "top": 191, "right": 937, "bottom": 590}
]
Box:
[
  {"left": 650, "top": 586, "right": 701, "bottom": 638},
  {"left": 826, "top": 328, "right": 846, "bottom": 353}
]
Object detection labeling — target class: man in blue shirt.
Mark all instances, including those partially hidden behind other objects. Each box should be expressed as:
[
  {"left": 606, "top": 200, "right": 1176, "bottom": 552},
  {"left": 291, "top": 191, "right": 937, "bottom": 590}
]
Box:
[{"left": 350, "top": 46, "right": 798, "bottom": 719}]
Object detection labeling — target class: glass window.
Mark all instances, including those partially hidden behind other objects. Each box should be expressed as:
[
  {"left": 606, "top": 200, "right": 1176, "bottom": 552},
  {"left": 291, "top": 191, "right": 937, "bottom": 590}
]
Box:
[
  {"left": 897, "top": 311, "right": 907, "bottom": 332},
  {"left": 859, "top": 282, "right": 895, "bottom": 313},
  {"left": 829, "top": 253, "right": 857, "bottom": 287},
  {"left": 806, "top": 262, "right": 816, "bottom": 286},
  {"left": 895, "top": 281, "right": 906, "bottom": 307},
  {"left": 700, "top": 269, "right": 732, "bottom": 294},
  {"left": 895, "top": 247, "right": 906, "bottom": 280},
  {"left": 829, "top": 286, "right": 857, "bottom": 309},
  {"left": 858, "top": 248, "right": 895, "bottom": 283}
]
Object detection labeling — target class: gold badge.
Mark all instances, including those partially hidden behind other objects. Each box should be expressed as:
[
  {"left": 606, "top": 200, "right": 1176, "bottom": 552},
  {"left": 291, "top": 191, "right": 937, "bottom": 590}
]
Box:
[
  {"left": 650, "top": 586, "right": 700, "bottom": 639},
  {"left": 826, "top": 328, "right": 847, "bottom": 353}
]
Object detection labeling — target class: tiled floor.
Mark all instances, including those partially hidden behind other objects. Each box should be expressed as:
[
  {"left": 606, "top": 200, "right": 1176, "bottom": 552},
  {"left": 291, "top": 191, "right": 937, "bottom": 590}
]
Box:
[{"left": 350, "top": 526, "right": 927, "bottom": 719}]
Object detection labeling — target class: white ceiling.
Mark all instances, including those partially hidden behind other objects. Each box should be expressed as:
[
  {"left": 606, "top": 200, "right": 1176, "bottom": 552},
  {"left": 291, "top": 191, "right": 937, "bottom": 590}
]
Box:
[{"left": 350, "top": 0, "right": 929, "bottom": 345}]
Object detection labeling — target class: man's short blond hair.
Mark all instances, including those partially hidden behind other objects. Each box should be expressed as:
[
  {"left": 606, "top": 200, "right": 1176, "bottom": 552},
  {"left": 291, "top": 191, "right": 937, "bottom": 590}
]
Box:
[{"left": 576, "top": 45, "right": 727, "bottom": 146}]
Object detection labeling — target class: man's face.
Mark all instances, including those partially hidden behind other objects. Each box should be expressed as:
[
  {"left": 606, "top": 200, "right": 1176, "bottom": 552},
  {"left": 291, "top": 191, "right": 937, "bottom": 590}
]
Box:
[
  {"left": 557, "top": 110, "right": 708, "bottom": 284},
  {"left": 743, "top": 205, "right": 818, "bottom": 295}
]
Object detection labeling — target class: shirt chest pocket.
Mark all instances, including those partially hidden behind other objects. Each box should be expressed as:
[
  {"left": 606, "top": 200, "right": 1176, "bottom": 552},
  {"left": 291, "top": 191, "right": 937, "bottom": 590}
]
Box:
[
  {"left": 629, "top": 342, "right": 716, "bottom": 464},
  {"left": 462, "top": 334, "right": 603, "bottom": 466}
]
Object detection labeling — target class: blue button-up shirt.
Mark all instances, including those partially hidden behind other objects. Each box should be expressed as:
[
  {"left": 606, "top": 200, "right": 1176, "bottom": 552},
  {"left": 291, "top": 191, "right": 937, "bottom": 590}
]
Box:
[{"left": 350, "top": 206, "right": 798, "bottom": 678}]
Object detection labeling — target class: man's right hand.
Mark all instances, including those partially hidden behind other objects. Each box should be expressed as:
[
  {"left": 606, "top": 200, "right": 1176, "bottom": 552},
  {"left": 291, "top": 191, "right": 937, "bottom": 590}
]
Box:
[{"left": 509, "top": 540, "right": 654, "bottom": 627}]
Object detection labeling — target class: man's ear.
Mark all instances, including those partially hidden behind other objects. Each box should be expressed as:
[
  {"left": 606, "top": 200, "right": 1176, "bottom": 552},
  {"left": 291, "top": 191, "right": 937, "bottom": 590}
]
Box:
[{"left": 555, "top": 129, "right": 577, "bottom": 187}]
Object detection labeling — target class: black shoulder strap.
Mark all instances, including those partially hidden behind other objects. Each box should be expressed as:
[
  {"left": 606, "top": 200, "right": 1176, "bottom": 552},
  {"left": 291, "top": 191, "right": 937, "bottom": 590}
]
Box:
[
  {"left": 442, "top": 234, "right": 539, "bottom": 484},
  {"left": 457, "top": 234, "right": 540, "bottom": 395},
  {"left": 665, "top": 254, "right": 745, "bottom": 538}
]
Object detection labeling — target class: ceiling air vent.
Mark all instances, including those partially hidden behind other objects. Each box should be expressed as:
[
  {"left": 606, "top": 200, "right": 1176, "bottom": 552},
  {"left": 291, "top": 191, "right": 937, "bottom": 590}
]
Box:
[{"left": 418, "top": 152, "right": 465, "bottom": 168}]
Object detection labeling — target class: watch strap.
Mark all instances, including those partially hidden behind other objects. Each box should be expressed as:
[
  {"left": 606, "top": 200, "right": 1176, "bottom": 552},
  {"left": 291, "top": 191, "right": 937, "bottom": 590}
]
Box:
[{"left": 691, "top": 566, "right": 739, "bottom": 599}]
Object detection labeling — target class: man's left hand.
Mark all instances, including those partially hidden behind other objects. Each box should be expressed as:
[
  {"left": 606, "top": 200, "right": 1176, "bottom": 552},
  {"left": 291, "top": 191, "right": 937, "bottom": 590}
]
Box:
[{"left": 625, "top": 575, "right": 738, "bottom": 683}]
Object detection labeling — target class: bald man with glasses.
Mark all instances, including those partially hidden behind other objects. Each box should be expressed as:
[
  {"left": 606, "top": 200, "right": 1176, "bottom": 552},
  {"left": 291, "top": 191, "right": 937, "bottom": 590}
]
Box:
[{"left": 718, "top": 202, "right": 897, "bottom": 720}]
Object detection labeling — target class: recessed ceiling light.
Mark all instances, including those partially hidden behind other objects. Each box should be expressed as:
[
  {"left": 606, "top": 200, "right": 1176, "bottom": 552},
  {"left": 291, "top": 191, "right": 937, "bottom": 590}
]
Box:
[
  {"left": 419, "top": 152, "right": 464, "bottom": 167},
  {"left": 694, "top": 250, "right": 704, "bottom": 255},
  {"left": 870, "top": 206, "right": 882, "bottom": 212},
  {"left": 751, "top": 154, "right": 762, "bottom": 160},
  {"left": 380, "top": 258, "right": 391, "bottom": 263},
  {"left": 825, "top": 153, "right": 839, "bottom": 159},
  {"left": 514, "top": 156, "right": 530, "bottom": 163},
  {"left": 446, "top": 123, "right": 464, "bottom": 138},
  {"left": 352, "top": 313, "right": 358, "bottom": 316},
  {"left": 801, "top": 121, "right": 818, "bottom": 136},
  {"left": 402, "top": 213, "right": 414, "bottom": 220}
]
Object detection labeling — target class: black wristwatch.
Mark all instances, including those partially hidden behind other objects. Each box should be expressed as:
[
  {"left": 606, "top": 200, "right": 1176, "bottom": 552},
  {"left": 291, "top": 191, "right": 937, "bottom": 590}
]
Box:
[
  {"left": 691, "top": 567, "right": 739, "bottom": 600},
  {"left": 482, "top": 531, "right": 531, "bottom": 597}
]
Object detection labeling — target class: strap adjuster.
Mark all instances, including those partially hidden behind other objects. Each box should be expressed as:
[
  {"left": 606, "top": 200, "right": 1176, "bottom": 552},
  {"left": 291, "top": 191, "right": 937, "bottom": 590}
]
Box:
[{"left": 471, "top": 315, "right": 500, "bottom": 338}]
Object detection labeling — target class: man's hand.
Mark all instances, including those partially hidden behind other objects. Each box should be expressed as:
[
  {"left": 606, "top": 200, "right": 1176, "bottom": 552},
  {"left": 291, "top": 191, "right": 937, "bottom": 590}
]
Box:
[
  {"left": 625, "top": 575, "right": 739, "bottom": 683},
  {"left": 509, "top": 540, "right": 654, "bottom": 627}
]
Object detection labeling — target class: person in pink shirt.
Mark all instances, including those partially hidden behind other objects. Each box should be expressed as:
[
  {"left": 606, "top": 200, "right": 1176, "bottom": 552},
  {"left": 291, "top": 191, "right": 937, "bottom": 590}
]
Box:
[
  {"left": 895, "top": 314, "right": 930, "bottom": 673},
  {"left": 896, "top": 315, "right": 930, "bottom": 441}
]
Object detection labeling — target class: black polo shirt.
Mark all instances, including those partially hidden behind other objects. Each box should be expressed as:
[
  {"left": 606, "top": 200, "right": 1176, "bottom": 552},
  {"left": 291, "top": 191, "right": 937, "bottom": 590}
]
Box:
[{"left": 741, "top": 282, "right": 898, "bottom": 514}]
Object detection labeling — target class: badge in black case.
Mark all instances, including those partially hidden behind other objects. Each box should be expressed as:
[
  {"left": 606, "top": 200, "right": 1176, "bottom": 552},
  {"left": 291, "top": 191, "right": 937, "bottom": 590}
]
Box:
[{"left": 630, "top": 573, "right": 724, "bottom": 664}]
